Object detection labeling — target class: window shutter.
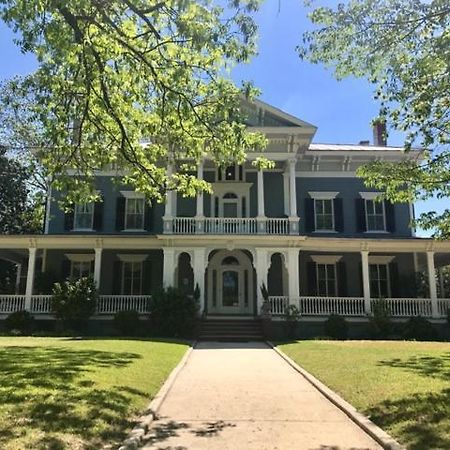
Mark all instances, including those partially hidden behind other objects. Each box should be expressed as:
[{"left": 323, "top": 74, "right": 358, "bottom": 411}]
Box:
[
  {"left": 142, "top": 260, "right": 152, "bottom": 294},
  {"left": 93, "top": 197, "right": 104, "bottom": 231},
  {"left": 334, "top": 198, "right": 344, "bottom": 232},
  {"left": 358, "top": 262, "right": 364, "bottom": 297},
  {"left": 389, "top": 262, "right": 399, "bottom": 297},
  {"left": 112, "top": 260, "right": 122, "bottom": 294},
  {"left": 355, "top": 199, "right": 366, "bottom": 232},
  {"left": 385, "top": 201, "right": 396, "bottom": 232},
  {"left": 64, "top": 205, "right": 74, "bottom": 231},
  {"left": 61, "top": 259, "right": 71, "bottom": 280},
  {"left": 337, "top": 261, "right": 347, "bottom": 296},
  {"left": 304, "top": 198, "right": 315, "bottom": 232},
  {"left": 144, "top": 204, "right": 153, "bottom": 232},
  {"left": 115, "top": 197, "right": 126, "bottom": 231},
  {"left": 306, "top": 261, "right": 317, "bottom": 295}
]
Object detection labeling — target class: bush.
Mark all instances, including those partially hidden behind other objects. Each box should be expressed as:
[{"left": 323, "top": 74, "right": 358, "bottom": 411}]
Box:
[
  {"left": 324, "top": 314, "right": 348, "bottom": 340},
  {"left": 114, "top": 310, "right": 140, "bottom": 336},
  {"left": 367, "top": 298, "right": 393, "bottom": 339},
  {"left": 148, "top": 287, "right": 199, "bottom": 338},
  {"left": 51, "top": 277, "right": 97, "bottom": 331},
  {"left": 403, "top": 316, "right": 439, "bottom": 341},
  {"left": 284, "top": 304, "right": 301, "bottom": 339},
  {"left": 5, "top": 310, "right": 34, "bottom": 334}
]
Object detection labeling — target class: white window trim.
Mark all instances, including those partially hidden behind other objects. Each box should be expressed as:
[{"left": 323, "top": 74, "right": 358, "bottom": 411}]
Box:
[
  {"left": 121, "top": 260, "right": 143, "bottom": 295},
  {"left": 364, "top": 198, "right": 387, "bottom": 232},
  {"left": 120, "top": 190, "right": 145, "bottom": 199},
  {"left": 117, "top": 254, "right": 148, "bottom": 263},
  {"left": 369, "top": 263, "right": 391, "bottom": 298},
  {"left": 210, "top": 183, "right": 252, "bottom": 218},
  {"left": 73, "top": 203, "right": 94, "bottom": 231},
  {"left": 311, "top": 255, "right": 342, "bottom": 264},
  {"left": 315, "top": 262, "right": 338, "bottom": 297},
  {"left": 65, "top": 253, "right": 95, "bottom": 262},
  {"left": 308, "top": 191, "right": 339, "bottom": 200},
  {"left": 359, "top": 191, "right": 382, "bottom": 200},
  {"left": 122, "top": 193, "right": 145, "bottom": 231},
  {"left": 313, "top": 198, "right": 336, "bottom": 232},
  {"left": 369, "top": 255, "right": 395, "bottom": 264}
]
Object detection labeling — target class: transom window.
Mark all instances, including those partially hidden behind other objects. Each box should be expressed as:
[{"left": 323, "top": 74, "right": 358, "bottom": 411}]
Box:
[
  {"left": 70, "top": 261, "right": 91, "bottom": 279},
  {"left": 74, "top": 202, "right": 94, "bottom": 230},
  {"left": 370, "top": 264, "right": 390, "bottom": 298},
  {"left": 121, "top": 261, "right": 143, "bottom": 295},
  {"left": 125, "top": 198, "right": 145, "bottom": 230},
  {"left": 316, "top": 263, "right": 337, "bottom": 297},
  {"left": 314, "top": 199, "right": 334, "bottom": 231},
  {"left": 365, "top": 200, "right": 386, "bottom": 231}
]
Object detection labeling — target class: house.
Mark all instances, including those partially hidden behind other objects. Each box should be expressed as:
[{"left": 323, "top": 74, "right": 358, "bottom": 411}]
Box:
[{"left": 0, "top": 99, "right": 449, "bottom": 329}]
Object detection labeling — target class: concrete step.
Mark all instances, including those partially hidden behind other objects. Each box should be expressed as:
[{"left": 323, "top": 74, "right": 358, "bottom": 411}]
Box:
[{"left": 199, "top": 319, "right": 263, "bottom": 341}]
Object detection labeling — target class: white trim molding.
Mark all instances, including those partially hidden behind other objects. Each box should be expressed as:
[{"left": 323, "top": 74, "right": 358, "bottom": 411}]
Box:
[
  {"left": 359, "top": 191, "right": 383, "bottom": 200},
  {"left": 64, "top": 253, "right": 95, "bottom": 262},
  {"left": 117, "top": 254, "right": 148, "bottom": 263},
  {"left": 120, "top": 190, "right": 145, "bottom": 199},
  {"left": 310, "top": 255, "right": 343, "bottom": 264},
  {"left": 369, "top": 255, "right": 395, "bottom": 264},
  {"left": 309, "top": 191, "right": 339, "bottom": 200}
]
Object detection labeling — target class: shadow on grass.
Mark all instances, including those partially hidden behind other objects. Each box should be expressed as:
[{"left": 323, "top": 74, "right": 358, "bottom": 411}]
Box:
[{"left": 0, "top": 345, "right": 144, "bottom": 449}]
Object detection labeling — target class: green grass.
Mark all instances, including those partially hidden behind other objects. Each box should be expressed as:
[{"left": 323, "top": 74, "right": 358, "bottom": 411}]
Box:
[
  {"left": 278, "top": 340, "right": 450, "bottom": 450},
  {"left": 0, "top": 337, "right": 188, "bottom": 450}
]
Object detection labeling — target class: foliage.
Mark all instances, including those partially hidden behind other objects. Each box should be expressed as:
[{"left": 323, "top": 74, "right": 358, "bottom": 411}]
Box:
[
  {"left": 324, "top": 314, "right": 348, "bottom": 340},
  {"left": 51, "top": 276, "right": 97, "bottom": 331},
  {"left": 283, "top": 304, "right": 301, "bottom": 339},
  {"left": 0, "top": 0, "right": 267, "bottom": 207},
  {"left": 368, "top": 298, "right": 393, "bottom": 339},
  {"left": 149, "top": 287, "right": 198, "bottom": 338},
  {"left": 402, "top": 316, "right": 439, "bottom": 341},
  {"left": 113, "top": 309, "right": 140, "bottom": 336},
  {"left": 259, "top": 282, "right": 271, "bottom": 317},
  {"left": 300, "top": 0, "right": 450, "bottom": 237},
  {"left": 0, "top": 259, "right": 17, "bottom": 294},
  {"left": 4, "top": 310, "right": 34, "bottom": 334}
]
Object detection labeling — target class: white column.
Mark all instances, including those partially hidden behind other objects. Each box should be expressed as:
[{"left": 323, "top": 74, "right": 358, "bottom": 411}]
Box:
[
  {"left": 255, "top": 248, "right": 269, "bottom": 313},
  {"left": 426, "top": 251, "right": 439, "bottom": 318},
  {"left": 289, "top": 159, "right": 297, "bottom": 217},
  {"left": 257, "top": 168, "right": 265, "bottom": 218},
  {"left": 163, "top": 163, "right": 174, "bottom": 233},
  {"left": 361, "top": 251, "right": 371, "bottom": 314},
  {"left": 163, "top": 248, "right": 176, "bottom": 287},
  {"left": 286, "top": 248, "right": 300, "bottom": 299},
  {"left": 195, "top": 160, "right": 205, "bottom": 234},
  {"left": 25, "top": 247, "right": 37, "bottom": 311},
  {"left": 94, "top": 248, "right": 103, "bottom": 289},
  {"left": 192, "top": 249, "right": 206, "bottom": 314},
  {"left": 15, "top": 263, "right": 22, "bottom": 294}
]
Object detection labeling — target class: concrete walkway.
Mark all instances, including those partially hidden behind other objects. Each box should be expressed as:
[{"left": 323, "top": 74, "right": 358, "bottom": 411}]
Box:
[{"left": 141, "top": 342, "right": 382, "bottom": 450}]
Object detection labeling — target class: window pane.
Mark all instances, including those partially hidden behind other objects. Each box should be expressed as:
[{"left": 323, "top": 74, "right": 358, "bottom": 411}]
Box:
[
  {"left": 323, "top": 200, "right": 332, "bottom": 214},
  {"left": 327, "top": 279, "right": 336, "bottom": 296},
  {"left": 316, "top": 200, "right": 324, "bottom": 214},
  {"left": 326, "top": 264, "right": 335, "bottom": 280},
  {"left": 374, "top": 201, "right": 384, "bottom": 214},
  {"left": 318, "top": 280, "right": 327, "bottom": 296},
  {"left": 318, "top": 264, "right": 326, "bottom": 279}
]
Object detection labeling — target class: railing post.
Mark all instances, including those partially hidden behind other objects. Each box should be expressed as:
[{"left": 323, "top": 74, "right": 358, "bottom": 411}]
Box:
[
  {"left": 361, "top": 250, "right": 371, "bottom": 315},
  {"left": 25, "top": 247, "right": 37, "bottom": 312},
  {"left": 426, "top": 251, "right": 439, "bottom": 318}
]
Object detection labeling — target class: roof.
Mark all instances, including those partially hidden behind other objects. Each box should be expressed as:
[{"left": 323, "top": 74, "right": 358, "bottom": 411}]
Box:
[{"left": 309, "top": 143, "right": 421, "bottom": 152}]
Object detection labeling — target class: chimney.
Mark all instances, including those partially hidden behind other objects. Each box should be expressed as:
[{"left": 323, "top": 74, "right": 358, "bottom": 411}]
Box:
[
  {"left": 359, "top": 140, "right": 370, "bottom": 146},
  {"left": 373, "top": 120, "right": 387, "bottom": 146}
]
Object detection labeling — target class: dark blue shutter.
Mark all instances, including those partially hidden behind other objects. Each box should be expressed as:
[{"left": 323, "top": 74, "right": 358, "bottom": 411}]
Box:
[
  {"left": 334, "top": 198, "right": 344, "bottom": 232},
  {"left": 307, "top": 262, "right": 317, "bottom": 295},
  {"left": 337, "top": 261, "right": 347, "bottom": 296},
  {"left": 61, "top": 258, "right": 71, "bottom": 280},
  {"left": 358, "top": 263, "right": 364, "bottom": 297},
  {"left": 115, "top": 197, "right": 126, "bottom": 231},
  {"left": 385, "top": 201, "right": 396, "bottom": 232},
  {"left": 355, "top": 199, "right": 366, "bottom": 232},
  {"left": 64, "top": 205, "right": 74, "bottom": 231},
  {"left": 93, "top": 197, "right": 104, "bottom": 231},
  {"left": 304, "top": 198, "right": 315, "bottom": 232},
  {"left": 144, "top": 204, "right": 153, "bottom": 232},
  {"left": 389, "top": 262, "right": 399, "bottom": 297}
]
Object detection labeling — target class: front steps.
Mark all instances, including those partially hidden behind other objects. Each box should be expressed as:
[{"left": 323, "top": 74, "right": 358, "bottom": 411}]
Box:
[{"left": 199, "top": 318, "right": 264, "bottom": 341}]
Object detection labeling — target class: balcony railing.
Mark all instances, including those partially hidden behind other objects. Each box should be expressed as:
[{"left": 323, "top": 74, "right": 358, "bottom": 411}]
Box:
[{"left": 168, "top": 217, "right": 294, "bottom": 235}]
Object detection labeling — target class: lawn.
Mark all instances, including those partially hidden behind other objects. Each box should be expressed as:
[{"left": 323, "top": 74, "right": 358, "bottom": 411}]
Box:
[
  {"left": 0, "top": 337, "right": 188, "bottom": 450},
  {"left": 278, "top": 340, "right": 450, "bottom": 450}
]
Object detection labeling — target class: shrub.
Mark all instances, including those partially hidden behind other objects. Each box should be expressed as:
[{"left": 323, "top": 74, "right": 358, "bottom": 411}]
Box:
[
  {"left": 403, "top": 316, "right": 439, "bottom": 341},
  {"left": 367, "top": 298, "right": 393, "bottom": 339},
  {"left": 324, "top": 314, "right": 348, "bottom": 340},
  {"left": 114, "top": 310, "right": 140, "bottom": 336},
  {"left": 51, "top": 277, "right": 97, "bottom": 331},
  {"left": 284, "top": 304, "right": 301, "bottom": 339},
  {"left": 148, "top": 287, "right": 199, "bottom": 337},
  {"left": 5, "top": 310, "right": 34, "bottom": 334}
]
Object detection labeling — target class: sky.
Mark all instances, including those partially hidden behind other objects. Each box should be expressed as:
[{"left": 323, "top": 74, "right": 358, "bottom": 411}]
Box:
[{"left": 0, "top": 1, "right": 445, "bottom": 236}]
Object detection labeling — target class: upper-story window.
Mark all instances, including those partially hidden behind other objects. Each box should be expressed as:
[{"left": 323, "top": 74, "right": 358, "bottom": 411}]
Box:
[
  {"left": 365, "top": 200, "right": 386, "bottom": 231},
  {"left": 315, "top": 199, "right": 334, "bottom": 231},
  {"left": 217, "top": 164, "right": 244, "bottom": 182},
  {"left": 307, "top": 192, "right": 341, "bottom": 232},
  {"left": 74, "top": 202, "right": 94, "bottom": 230},
  {"left": 125, "top": 198, "right": 145, "bottom": 230},
  {"left": 358, "top": 192, "right": 394, "bottom": 233}
]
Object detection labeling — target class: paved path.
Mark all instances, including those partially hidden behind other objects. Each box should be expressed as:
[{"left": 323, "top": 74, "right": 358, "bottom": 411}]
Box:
[{"left": 141, "top": 342, "right": 382, "bottom": 450}]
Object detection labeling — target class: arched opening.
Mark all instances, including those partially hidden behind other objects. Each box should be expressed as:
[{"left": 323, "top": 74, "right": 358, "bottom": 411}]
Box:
[
  {"left": 268, "top": 253, "right": 288, "bottom": 296},
  {"left": 176, "top": 252, "right": 194, "bottom": 294}
]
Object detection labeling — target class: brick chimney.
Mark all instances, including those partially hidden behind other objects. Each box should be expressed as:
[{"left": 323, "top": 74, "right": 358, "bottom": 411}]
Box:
[{"left": 373, "top": 121, "right": 387, "bottom": 146}]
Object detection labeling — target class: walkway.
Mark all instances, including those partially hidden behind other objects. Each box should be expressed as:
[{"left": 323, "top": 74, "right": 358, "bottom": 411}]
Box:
[{"left": 141, "top": 342, "right": 382, "bottom": 450}]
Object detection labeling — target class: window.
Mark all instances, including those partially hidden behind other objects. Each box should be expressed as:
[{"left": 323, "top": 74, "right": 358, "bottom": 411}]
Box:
[
  {"left": 125, "top": 197, "right": 144, "bottom": 230},
  {"left": 370, "top": 264, "right": 390, "bottom": 298},
  {"left": 316, "top": 263, "right": 337, "bottom": 296},
  {"left": 217, "top": 164, "right": 244, "bottom": 182},
  {"left": 74, "top": 202, "right": 94, "bottom": 230},
  {"left": 314, "top": 199, "right": 334, "bottom": 231},
  {"left": 121, "top": 261, "right": 143, "bottom": 295},
  {"left": 366, "top": 200, "right": 386, "bottom": 231},
  {"left": 70, "top": 260, "right": 92, "bottom": 279}
]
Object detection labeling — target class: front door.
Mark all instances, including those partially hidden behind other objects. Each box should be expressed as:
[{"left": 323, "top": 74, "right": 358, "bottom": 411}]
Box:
[{"left": 221, "top": 269, "right": 241, "bottom": 313}]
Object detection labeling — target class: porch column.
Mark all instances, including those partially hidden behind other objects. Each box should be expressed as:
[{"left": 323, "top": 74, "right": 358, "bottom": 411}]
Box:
[
  {"left": 195, "top": 159, "right": 205, "bottom": 234},
  {"left": 288, "top": 158, "right": 299, "bottom": 234},
  {"left": 192, "top": 248, "right": 206, "bottom": 314},
  {"left": 163, "top": 248, "right": 176, "bottom": 287},
  {"left": 286, "top": 248, "right": 300, "bottom": 299},
  {"left": 163, "top": 163, "right": 174, "bottom": 233},
  {"left": 93, "top": 248, "right": 103, "bottom": 289},
  {"left": 25, "top": 247, "right": 37, "bottom": 311},
  {"left": 361, "top": 250, "right": 371, "bottom": 314},
  {"left": 426, "top": 251, "right": 439, "bottom": 318},
  {"left": 257, "top": 168, "right": 266, "bottom": 233},
  {"left": 255, "top": 248, "right": 269, "bottom": 313}
]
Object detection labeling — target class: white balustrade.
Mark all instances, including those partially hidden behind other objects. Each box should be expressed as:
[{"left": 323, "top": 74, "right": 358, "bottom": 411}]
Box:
[
  {"left": 438, "top": 298, "right": 450, "bottom": 317},
  {"left": 30, "top": 295, "right": 52, "bottom": 314},
  {"left": 299, "top": 296, "right": 365, "bottom": 316},
  {"left": 204, "top": 218, "right": 257, "bottom": 234},
  {"left": 269, "top": 296, "right": 289, "bottom": 315},
  {"left": 97, "top": 295, "right": 151, "bottom": 314},
  {"left": 172, "top": 217, "right": 196, "bottom": 234},
  {"left": 0, "top": 295, "right": 26, "bottom": 313},
  {"left": 266, "top": 218, "right": 290, "bottom": 235},
  {"left": 377, "top": 298, "right": 433, "bottom": 317}
]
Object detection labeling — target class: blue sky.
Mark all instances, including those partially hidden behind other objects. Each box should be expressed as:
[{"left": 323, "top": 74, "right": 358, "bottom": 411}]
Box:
[{"left": 0, "top": 1, "right": 444, "bottom": 236}]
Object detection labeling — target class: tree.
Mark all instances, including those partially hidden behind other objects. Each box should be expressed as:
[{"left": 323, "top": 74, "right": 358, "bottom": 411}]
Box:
[
  {"left": 299, "top": 0, "right": 450, "bottom": 237},
  {"left": 0, "top": 0, "right": 267, "bottom": 207}
]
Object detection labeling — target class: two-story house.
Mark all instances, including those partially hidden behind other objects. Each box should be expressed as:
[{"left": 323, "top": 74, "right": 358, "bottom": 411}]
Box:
[{"left": 1, "top": 99, "right": 449, "bottom": 328}]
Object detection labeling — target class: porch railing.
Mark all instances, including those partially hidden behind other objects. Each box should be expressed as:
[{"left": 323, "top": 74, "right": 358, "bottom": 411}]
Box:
[
  {"left": 97, "top": 295, "right": 151, "bottom": 314},
  {"left": 438, "top": 298, "right": 450, "bottom": 317},
  {"left": 0, "top": 295, "right": 25, "bottom": 313},
  {"left": 378, "top": 298, "right": 433, "bottom": 317},
  {"left": 204, "top": 218, "right": 257, "bottom": 234},
  {"left": 30, "top": 295, "right": 52, "bottom": 314}
]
